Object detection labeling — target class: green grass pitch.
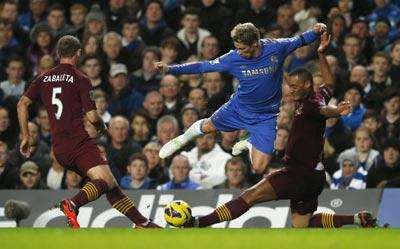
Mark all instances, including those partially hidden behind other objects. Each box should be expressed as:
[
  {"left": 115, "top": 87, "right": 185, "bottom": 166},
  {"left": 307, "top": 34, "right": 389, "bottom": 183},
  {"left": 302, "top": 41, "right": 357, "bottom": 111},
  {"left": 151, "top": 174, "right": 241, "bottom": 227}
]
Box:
[{"left": 1, "top": 228, "right": 398, "bottom": 249}]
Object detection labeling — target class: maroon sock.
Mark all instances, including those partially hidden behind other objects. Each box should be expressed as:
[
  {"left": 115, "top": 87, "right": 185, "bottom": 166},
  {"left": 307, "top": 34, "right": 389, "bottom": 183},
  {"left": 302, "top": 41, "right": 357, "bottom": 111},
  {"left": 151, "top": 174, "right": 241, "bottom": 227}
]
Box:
[
  {"left": 71, "top": 179, "right": 109, "bottom": 209},
  {"left": 308, "top": 213, "right": 354, "bottom": 228},
  {"left": 106, "top": 187, "right": 147, "bottom": 225},
  {"left": 198, "top": 197, "right": 250, "bottom": 227}
]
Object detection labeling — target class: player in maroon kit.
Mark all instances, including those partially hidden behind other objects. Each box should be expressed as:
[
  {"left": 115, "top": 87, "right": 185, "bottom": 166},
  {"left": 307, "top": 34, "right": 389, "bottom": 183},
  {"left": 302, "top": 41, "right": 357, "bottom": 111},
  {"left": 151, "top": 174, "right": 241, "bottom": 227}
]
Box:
[
  {"left": 185, "top": 32, "right": 377, "bottom": 228},
  {"left": 17, "top": 35, "right": 159, "bottom": 228}
]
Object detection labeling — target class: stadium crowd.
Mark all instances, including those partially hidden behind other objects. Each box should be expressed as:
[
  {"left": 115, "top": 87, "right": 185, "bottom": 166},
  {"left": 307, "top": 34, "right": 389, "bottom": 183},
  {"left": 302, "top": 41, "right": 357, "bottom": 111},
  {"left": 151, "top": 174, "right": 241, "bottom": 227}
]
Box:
[{"left": 0, "top": 0, "right": 399, "bottom": 191}]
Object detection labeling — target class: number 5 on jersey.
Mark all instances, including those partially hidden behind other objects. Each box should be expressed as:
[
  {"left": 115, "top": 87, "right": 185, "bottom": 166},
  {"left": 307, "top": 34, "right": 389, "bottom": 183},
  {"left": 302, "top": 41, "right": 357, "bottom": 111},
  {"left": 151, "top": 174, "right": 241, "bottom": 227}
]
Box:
[{"left": 52, "top": 87, "right": 63, "bottom": 119}]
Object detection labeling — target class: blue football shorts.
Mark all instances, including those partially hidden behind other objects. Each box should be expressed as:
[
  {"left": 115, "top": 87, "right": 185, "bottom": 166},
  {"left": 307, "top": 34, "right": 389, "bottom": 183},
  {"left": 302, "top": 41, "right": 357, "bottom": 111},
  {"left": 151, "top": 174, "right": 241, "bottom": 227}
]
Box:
[{"left": 210, "top": 99, "right": 277, "bottom": 154}]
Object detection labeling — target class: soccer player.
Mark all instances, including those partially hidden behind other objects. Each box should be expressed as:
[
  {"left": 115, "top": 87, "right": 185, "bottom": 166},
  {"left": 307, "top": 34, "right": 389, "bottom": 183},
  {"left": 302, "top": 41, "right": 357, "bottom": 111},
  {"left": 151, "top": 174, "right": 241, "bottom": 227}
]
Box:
[
  {"left": 184, "top": 32, "right": 377, "bottom": 228},
  {"left": 155, "top": 22, "right": 327, "bottom": 174},
  {"left": 17, "top": 35, "right": 159, "bottom": 229}
]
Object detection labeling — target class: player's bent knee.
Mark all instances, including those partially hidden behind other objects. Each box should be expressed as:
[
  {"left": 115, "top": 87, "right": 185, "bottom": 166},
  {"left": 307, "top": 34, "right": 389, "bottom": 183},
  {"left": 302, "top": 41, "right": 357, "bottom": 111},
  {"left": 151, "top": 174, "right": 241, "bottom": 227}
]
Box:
[{"left": 202, "top": 118, "right": 217, "bottom": 133}]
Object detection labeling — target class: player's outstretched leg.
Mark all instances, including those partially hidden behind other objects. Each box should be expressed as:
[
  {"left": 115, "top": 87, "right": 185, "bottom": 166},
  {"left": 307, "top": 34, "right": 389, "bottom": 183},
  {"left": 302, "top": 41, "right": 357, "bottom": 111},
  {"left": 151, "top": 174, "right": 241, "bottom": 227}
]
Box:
[
  {"left": 58, "top": 179, "right": 109, "bottom": 228},
  {"left": 308, "top": 211, "right": 377, "bottom": 228},
  {"left": 106, "top": 187, "right": 161, "bottom": 228},
  {"left": 159, "top": 119, "right": 208, "bottom": 158},
  {"left": 186, "top": 178, "right": 277, "bottom": 227}
]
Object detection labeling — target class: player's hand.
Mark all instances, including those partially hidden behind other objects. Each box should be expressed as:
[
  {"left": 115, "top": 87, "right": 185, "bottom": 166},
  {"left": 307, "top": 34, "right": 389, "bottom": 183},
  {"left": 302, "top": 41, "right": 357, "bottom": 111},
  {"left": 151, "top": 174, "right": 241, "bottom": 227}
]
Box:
[
  {"left": 317, "top": 32, "right": 331, "bottom": 53},
  {"left": 154, "top": 61, "right": 169, "bottom": 73},
  {"left": 19, "top": 136, "right": 33, "bottom": 158},
  {"left": 337, "top": 101, "right": 352, "bottom": 116},
  {"left": 313, "top": 23, "right": 327, "bottom": 35}
]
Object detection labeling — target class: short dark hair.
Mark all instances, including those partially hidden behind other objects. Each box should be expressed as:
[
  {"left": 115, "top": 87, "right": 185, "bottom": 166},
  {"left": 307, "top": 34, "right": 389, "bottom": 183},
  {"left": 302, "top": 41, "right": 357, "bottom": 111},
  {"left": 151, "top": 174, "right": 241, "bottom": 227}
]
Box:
[
  {"left": 128, "top": 153, "right": 148, "bottom": 168},
  {"left": 288, "top": 68, "right": 313, "bottom": 84},
  {"left": 6, "top": 55, "right": 24, "bottom": 68},
  {"left": 183, "top": 7, "right": 200, "bottom": 18},
  {"left": 122, "top": 17, "right": 139, "bottom": 26},
  {"left": 48, "top": 3, "right": 65, "bottom": 14},
  {"left": 57, "top": 35, "right": 81, "bottom": 58},
  {"left": 160, "top": 36, "right": 180, "bottom": 50},
  {"left": 362, "top": 110, "right": 379, "bottom": 122},
  {"left": 344, "top": 33, "right": 361, "bottom": 45},
  {"left": 142, "top": 46, "right": 161, "bottom": 60},
  {"left": 231, "top": 23, "right": 260, "bottom": 45}
]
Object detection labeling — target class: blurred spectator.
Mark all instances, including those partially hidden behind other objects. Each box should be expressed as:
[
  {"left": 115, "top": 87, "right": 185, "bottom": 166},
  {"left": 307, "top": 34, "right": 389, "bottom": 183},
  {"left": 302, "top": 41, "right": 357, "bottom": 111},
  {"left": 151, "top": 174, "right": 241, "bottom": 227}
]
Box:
[
  {"left": 107, "top": 63, "right": 144, "bottom": 118},
  {"left": 92, "top": 90, "right": 111, "bottom": 125},
  {"left": 155, "top": 115, "right": 179, "bottom": 146},
  {"left": 188, "top": 87, "right": 209, "bottom": 118},
  {"left": 214, "top": 157, "right": 249, "bottom": 189},
  {"left": 0, "top": 106, "right": 18, "bottom": 149},
  {"left": 45, "top": 3, "right": 75, "bottom": 40},
  {"left": 389, "top": 40, "right": 400, "bottom": 86},
  {"left": 139, "top": 0, "right": 174, "bottom": 46},
  {"left": 326, "top": 14, "right": 346, "bottom": 56},
  {"left": 130, "top": 111, "right": 151, "bottom": 147},
  {"left": 18, "top": 0, "right": 48, "bottom": 33},
  {"left": 36, "top": 54, "right": 55, "bottom": 75},
  {"left": 69, "top": 3, "right": 87, "bottom": 40},
  {"left": 179, "top": 55, "right": 203, "bottom": 96},
  {"left": 264, "top": 24, "right": 284, "bottom": 39},
  {"left": 157, "top": 154, "right": 200, "bottom": 190},
  {"left": 121, "top": 153, "right": 156, "bottom": 190},
  {"left": 80, "top": 54, "right": 106, "bottom": 91},
  {"left": 367, "top": 139, "right": 400, "bottom": 188},
  {"left": 46, "top": 148, "right": 65, "bottom": 190},
  {"left": 27, "top": 23, "right": 56, "bottom": 75},
  {"left": 83, "top": 5, "right": 107, "bottom": 40},
  {"left": 380, "top": 87, "right": 400, "bottom": 140},
  {"left": 235, "top": 0, "right": 276, "bottom": 34},
  {"left": 102, "top": 32, "right": 128, "bottom": 71},
  {"left": 106, "top": 115, "right": 142, "bottom": 176},
  {"left": 350, "top": 17, "right": 375, "bottom": 62},
  {"left": 350, "top": 65, "right": 383, "bottom": 111},
  {"left": 199, "top": 35, "right": 220, "bottom": 60},
  {"left": 198, "top": 0, "right": 233, "bottom": 54},
  {"left": 340, "top": 83, "right": 367, "bottom": 130},
  {"left": 160, "top": 36, "right": 180, "bottom": 65},
  {"left": 16, "top": 161, "right": 47, "bottom": 189},
  {"left": 82, "top": 35, "right": 102, "bottom": 56},
  {"left": 331, "top": 152, "right": 367, "bottom": 189},
  {"left": 219, "top": 131, "right": 240, "bottom": 154},
  {"left": 270, "top": 124, "right": 290, "bottom": 169},
  {"left": 121, "top": 18, "right": 145, "bottom": 72},
  {"left": 337, "top": 127, "right": 380, "bottom": 171},
  {"left": 62, "top": 170, "right": 82, "bottom": 190},
  {"left": 291, "top": 0, "right": 318, "bottom": 33},
  {"left": 362, "top": 110, "right": 385, "bottom": 151},
  {"left": 371, "top": 17, "right": 392, "bottom": 53},
  {"left": 202, "top": 72, "right": 229, "bottom": 113},
  {"left": 367, "top": 0, "right": 400, "bottom": 40},
  {"left": 0, "top": 56, "right": 26, "bottom": 98},
  {"left": 130, "top": 46, "right": 162, "bottom": 95},
  {"left": 285, "top": 44, "right": 315, "bottom": 73},
  {"left": 177, "top": 7, "right": 211, "bottom": 60},
  {"left": 35, "top": 106, "right": 51, "bottom": 147},
  {"left": 370, "top": 52, "right": 393, "bottom": 91},
  {"left": 142, "top": 91, "right": 165, "bottom": 135},
  {"left": 159, "top": 74, "right": 185, "bottom": 117},
  {"left": 9, "top": 122, "right": 51, "bottom": 173},
  {"left": 105, "top": 0, "right": 130, "bottom": 32},
  {"left": 182, "top": 133, "right": 232, "bottom": 189},
  {"left": 143, "top": 141, "right": 169, "bottom": 185},
  {"left": 276, "top": 4, "right": 298, "bottom": 37},
  {"left": 0, "top": 141, "right": 18, "bottom": 189},
  {"left": 180, "top": 103, "right": 200, "bottom": 132},
  {"left": 338, "top": 33, "right": 368, "bottom": 81}
]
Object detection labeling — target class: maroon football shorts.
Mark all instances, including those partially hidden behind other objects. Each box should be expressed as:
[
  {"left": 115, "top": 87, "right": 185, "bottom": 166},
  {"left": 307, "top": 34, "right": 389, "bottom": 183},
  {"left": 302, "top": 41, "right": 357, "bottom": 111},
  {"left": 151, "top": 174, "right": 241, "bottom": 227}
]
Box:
[
  {"left": 54, "top": 138, "right": 107, "bottom": 176},
  {"left": 266, "top": 166, "right": 325, "bottom": 215}
]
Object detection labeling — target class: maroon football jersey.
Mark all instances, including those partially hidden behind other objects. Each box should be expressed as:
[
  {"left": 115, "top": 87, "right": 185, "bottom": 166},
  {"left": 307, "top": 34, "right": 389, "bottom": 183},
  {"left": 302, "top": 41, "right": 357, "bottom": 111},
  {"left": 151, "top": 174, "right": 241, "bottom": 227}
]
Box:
[
  {"left": 24, "top": 63, "right": 96, "bottom": 150},
  {"left": 284, "top": 86, "right": 332, "bottom": 170}
]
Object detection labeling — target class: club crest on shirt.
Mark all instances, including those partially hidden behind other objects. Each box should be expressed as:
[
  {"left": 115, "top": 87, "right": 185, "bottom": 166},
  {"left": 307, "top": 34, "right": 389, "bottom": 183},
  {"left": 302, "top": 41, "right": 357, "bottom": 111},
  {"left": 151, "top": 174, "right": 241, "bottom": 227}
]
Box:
[{"left": 270, "top": 55, "right": 278, "bottom": 63}]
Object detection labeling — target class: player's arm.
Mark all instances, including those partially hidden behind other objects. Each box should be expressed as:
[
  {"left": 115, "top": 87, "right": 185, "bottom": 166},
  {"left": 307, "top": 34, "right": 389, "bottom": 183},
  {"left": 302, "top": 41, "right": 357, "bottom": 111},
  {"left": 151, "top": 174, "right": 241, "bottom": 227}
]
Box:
[
  {"left": 86, "top": 110, "right": 108, "bottom": 137},
  {"left": 17, "top": 96, "right": 33, "bottom": 158},
  {"left": 154, "top": 52, "right": 232, "bottom": 75},
  {"left": 320, "top": 101, "right": 352, "bottom": 118},
  {"left": 279, "top": 23, "right": 326, "bottom": 56},
  {"left": 318, "top": 32, "right": 335, "bottom": 93}
]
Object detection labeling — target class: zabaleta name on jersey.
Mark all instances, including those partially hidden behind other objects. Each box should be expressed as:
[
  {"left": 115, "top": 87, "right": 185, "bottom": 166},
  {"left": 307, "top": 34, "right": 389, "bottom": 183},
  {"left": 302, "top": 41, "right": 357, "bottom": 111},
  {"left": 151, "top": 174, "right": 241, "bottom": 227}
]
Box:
[{"left": 43, "top": 74, "right": 74, "bottom": 83}]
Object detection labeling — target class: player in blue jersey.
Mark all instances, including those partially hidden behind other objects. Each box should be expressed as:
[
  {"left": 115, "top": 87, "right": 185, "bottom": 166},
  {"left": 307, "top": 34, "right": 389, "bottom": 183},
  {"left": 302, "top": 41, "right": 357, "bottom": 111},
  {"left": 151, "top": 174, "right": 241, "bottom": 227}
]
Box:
[{"left": 155, "top": 22, "right": 327, "bottom": 174}]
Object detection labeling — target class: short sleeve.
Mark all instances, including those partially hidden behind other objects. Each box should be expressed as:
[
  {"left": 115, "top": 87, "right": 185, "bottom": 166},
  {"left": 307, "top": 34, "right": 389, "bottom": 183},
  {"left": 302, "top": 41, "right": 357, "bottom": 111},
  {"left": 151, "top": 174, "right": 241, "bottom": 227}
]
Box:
[
  {"left": 78, "top": 76, "right": 96, "bottom": 112},
  {"left": 24, "top": 78, "right": 40, "bottom": 102}
]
